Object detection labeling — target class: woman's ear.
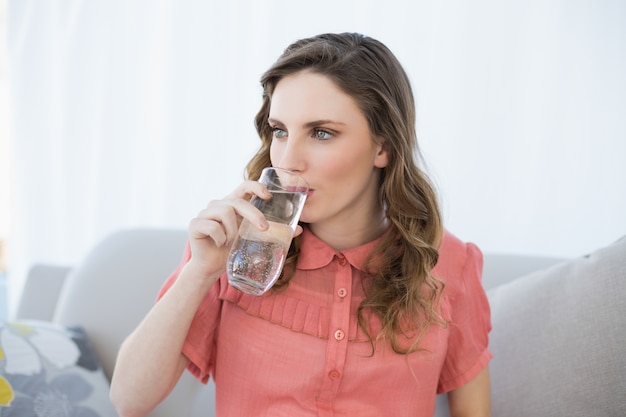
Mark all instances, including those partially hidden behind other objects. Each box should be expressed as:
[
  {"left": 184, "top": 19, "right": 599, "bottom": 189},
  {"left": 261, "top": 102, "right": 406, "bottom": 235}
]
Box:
[{"left": 374, "top": 141, "right": 389, "bottom": 168}]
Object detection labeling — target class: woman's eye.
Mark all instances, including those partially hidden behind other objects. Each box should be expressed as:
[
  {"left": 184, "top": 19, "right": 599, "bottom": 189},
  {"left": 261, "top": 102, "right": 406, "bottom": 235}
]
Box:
[
  {"left": 313, "top": 129, "right": 332, "bottom": 140},
  {"left": 271, "top": 127, "right": 287, "bottom": 138}
]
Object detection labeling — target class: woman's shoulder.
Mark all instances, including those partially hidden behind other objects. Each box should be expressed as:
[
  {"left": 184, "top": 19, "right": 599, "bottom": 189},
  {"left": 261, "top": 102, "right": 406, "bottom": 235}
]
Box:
[{"left": 432, "top": 230, "right": 483, "bottom": 291}]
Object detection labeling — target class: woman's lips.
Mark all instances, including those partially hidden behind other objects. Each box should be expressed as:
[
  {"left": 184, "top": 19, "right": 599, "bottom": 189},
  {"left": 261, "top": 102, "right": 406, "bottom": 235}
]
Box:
[{"left": 286, "top": 186, "right": 312, "bottom": 197}]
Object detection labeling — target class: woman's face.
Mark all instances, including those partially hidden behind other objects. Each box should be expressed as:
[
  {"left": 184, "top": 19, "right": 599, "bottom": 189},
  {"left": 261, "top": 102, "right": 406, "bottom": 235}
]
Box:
[{"left": 268, "top": 70, "right": 388, "bottom": 241}]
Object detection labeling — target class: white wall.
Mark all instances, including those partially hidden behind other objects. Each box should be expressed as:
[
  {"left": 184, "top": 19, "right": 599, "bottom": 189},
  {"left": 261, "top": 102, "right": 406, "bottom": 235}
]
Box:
[
  {"left": 0, "top": 0, "right": 11, "bottom": 271},
  {"left": 6, "top": 0, "right": 626, "bottom": 312}
]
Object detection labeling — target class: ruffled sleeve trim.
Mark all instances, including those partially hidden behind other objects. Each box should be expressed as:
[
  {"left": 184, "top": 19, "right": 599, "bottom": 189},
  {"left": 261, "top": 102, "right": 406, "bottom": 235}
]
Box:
[{"left": 437, "top": 348, "right": 493, "bottom": 394}]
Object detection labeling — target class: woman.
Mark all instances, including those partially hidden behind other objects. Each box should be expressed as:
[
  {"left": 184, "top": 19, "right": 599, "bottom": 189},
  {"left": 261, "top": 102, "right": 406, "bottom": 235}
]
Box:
[{"left": 110, "top": 32, "right": 492, "bottom": 417}]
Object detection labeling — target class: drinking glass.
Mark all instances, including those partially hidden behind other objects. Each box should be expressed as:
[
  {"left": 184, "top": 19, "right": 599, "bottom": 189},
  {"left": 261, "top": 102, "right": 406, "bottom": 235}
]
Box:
[{"left": 226, "top": 167, "right": 309, "bottom": 295}]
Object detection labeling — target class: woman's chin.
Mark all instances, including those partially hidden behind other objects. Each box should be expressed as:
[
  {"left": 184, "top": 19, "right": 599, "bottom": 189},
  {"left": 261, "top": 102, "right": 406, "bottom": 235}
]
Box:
[{"left": 298, "top": 208, "right": 316, "bottom": 225}]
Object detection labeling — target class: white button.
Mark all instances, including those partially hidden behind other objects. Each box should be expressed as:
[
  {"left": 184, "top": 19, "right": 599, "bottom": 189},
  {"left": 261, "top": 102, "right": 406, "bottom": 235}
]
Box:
[
  {"left": 337, "top": 288, "right": 347, "bottom": 298},
  {"left": 334, "top": 329, "right": 345, "bottom": 341}
]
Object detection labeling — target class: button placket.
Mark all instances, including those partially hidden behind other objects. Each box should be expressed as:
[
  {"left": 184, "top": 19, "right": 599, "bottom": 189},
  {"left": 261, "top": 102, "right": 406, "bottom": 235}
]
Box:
[{"left": 318, "top": 253, "right": 353, "bottom": 407}]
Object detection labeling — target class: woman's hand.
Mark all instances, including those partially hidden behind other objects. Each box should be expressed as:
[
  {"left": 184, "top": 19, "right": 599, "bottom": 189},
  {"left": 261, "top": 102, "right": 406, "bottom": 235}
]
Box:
[{"left": 185, "top": 180, "right": 272, "bottom": 280}]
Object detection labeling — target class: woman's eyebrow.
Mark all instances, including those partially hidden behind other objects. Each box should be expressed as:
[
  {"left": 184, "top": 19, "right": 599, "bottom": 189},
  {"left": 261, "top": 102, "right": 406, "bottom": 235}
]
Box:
[
  {"left": 268, "top": 117, "right": 345, "bottom": 127},
  {"left": 304, "top": 119, "right": 345, "bottom": 128},
  {"left": 267, "top": 118, "right": 284, "bottom": 127}
]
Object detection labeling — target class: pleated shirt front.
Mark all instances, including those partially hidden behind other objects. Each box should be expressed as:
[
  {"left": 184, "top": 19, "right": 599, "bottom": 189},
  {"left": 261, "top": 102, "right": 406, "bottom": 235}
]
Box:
[{"left": 157, "top": 228, "right": 492, "bottom": 417}]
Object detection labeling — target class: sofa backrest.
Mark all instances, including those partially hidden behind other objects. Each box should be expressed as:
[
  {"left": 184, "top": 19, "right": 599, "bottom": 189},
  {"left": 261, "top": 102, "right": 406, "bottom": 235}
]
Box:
[
  {"left": 486, "top": 236, "right": 626, "bottom": 416},
  {"left": 52, "top": 228, "right": 215, "bottom": 417},
  {"left": 16, "top": 263, "right": 71, "bottom": 320}
]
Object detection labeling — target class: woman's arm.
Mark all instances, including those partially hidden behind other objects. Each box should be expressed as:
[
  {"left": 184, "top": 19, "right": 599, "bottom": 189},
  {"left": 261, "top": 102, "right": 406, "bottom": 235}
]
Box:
[
  {"left": 110, "top": 180, "right": 272, "bottom": 417},
  {"left": 447, "top": 366, "right": 491, "bottom": 417},
  {"left": 109, "top": 261, "right": 219, "bottom": 417}
]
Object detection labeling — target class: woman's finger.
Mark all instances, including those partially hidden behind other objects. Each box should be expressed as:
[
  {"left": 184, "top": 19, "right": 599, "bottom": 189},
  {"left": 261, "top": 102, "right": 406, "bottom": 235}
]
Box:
[
  {"left": 200, "top": 198, "right": 265, "bottom": 230},
  {"left": 192, "top": 192, "right": 269, "bottom": 244},
  {"left": 188, "top": 216, "right": 229, "bottom": 247},
  {"left": 293, "top": 224, "right": 304, "bottom": 238},
  {"left": 225, "top": 180, "right": 270, "bottom": 201}
]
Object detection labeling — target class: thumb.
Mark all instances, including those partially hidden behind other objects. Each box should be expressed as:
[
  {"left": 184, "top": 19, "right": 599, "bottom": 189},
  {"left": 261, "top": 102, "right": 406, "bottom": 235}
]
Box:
[{"left": 293, "top": 225, "right": 304, "bottom": 238}]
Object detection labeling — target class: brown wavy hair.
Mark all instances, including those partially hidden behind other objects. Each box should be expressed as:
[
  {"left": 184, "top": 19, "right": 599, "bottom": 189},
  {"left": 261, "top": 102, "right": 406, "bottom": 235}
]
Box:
[{"left": 246, "top": 33, "right": 445, "bottom": 354}]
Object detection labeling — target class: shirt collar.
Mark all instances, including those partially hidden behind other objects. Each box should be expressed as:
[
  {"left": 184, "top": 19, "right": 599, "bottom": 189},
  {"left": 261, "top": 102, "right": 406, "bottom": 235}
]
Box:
[{"left": 296, "top": 226, "right": 385, "bottom": 271}]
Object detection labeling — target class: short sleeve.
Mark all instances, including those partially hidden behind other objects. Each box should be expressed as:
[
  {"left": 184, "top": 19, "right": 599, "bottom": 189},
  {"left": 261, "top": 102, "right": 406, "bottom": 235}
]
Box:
[
  {"left": 157, "top": 243, "right": 223, "bottom": 384},
  {"left": 436, "top": 239, "right": 493, "bottom": 393}
]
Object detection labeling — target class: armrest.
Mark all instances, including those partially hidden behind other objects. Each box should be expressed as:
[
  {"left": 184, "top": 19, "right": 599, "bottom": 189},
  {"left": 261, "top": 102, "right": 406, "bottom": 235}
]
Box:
[{"left": 13, "top": 263, "right": 72, "bottom": 320}]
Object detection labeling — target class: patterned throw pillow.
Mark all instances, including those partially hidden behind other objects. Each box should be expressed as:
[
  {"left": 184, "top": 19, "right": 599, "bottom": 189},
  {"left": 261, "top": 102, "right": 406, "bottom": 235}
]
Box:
[{"left": 0, "top": 320, "right": 116, "bottom": 417}]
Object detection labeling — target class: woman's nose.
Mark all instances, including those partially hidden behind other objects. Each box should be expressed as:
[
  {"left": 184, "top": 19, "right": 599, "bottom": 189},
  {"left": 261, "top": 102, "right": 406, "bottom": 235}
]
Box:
[{"left": 273, "top": 136, "right": 305, "bottom": 172}]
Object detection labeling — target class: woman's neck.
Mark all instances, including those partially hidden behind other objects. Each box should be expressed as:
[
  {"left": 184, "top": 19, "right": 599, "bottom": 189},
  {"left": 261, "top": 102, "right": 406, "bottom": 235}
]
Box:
[{"left": 309, "top": 211, "right": 389, "bottom": 251}]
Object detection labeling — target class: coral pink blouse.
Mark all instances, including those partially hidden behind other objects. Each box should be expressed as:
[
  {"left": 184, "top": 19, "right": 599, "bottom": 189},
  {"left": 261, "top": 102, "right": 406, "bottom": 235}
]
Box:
[{"left": 158, "top": 228, "right": 492, "bottom": 417}]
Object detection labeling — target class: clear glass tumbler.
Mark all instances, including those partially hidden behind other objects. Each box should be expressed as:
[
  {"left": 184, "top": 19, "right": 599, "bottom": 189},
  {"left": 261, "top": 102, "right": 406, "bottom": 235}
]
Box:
[{"left": 226, "top": 167, "right": 309, "bottom": 295}]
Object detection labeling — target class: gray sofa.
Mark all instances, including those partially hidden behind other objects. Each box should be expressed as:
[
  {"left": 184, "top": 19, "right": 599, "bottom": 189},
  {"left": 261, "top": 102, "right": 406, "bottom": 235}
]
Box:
[{"left": 9, "top": 229, "right": 626, "bottom": 416}]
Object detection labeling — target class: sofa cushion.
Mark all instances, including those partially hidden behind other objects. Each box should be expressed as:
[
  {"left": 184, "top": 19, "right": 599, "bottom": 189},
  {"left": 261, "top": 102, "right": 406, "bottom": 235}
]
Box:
[
  {"left": 0, "top": 320, "right": 116, "bottom": 417},
  {"left": 487, "top": 236, "right": 626, "bottom": 416}
]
